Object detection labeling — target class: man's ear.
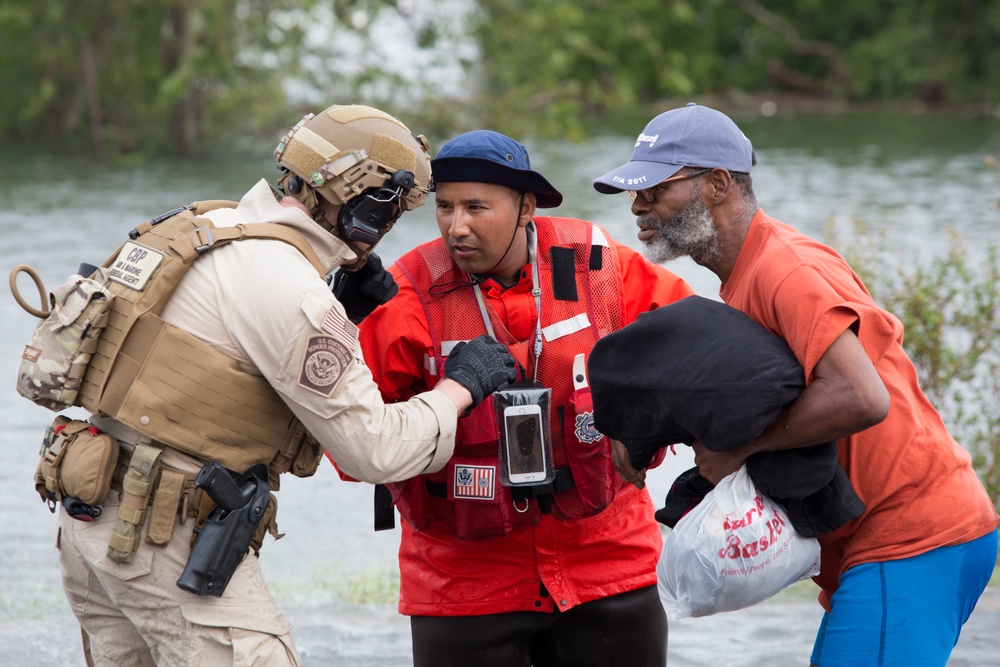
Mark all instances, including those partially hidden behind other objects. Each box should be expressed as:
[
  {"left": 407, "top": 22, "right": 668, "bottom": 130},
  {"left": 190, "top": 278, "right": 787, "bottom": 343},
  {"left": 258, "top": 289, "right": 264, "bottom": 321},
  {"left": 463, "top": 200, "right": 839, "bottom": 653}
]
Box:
[
  {"left": 518, "top": 192, "right": 537, "bottom": 226},
  {"left": 707, "top": 168, "right": 733, "bottom": 204}
]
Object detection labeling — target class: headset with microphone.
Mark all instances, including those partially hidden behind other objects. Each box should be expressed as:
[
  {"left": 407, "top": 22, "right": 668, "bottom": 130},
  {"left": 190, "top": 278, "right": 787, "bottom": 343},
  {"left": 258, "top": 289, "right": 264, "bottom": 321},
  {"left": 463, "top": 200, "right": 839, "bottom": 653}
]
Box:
[
  {"left": 337, "top": 168, "right": 415, "bottom": 246},
  {"left": 279, "top": 167, "right": 416, "bottom": 246}
]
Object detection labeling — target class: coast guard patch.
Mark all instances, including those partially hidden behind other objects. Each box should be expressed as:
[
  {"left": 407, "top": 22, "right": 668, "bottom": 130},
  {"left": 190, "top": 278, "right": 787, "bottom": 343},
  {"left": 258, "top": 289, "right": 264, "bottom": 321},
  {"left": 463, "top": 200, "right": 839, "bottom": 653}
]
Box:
[
  {"left": 453, "top": 465, "right": 495, "bottom": 500},
  {"left": 298, "top": 334, "right": 352, "bottom": 396},
  {"left": 574, "top": 411, "right": 603, "bottom": 444}
]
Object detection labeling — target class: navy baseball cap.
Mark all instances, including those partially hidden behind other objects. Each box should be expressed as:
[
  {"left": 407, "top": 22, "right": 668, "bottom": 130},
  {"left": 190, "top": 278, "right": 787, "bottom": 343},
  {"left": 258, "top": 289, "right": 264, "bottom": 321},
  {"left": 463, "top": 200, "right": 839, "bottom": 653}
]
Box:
[
  {"left": 431, "top": 130, "right": 563, "bottom": 208},
  {"left": 593, "top": 103, "right": 753, "bottom": 194}
]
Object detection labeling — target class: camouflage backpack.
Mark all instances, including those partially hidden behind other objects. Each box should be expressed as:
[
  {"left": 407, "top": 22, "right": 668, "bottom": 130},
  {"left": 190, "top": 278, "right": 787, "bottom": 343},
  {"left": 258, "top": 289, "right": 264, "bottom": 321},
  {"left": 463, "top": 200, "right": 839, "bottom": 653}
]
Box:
[{"left": 12, "top": 265, "right": 114, "bottom": 411}]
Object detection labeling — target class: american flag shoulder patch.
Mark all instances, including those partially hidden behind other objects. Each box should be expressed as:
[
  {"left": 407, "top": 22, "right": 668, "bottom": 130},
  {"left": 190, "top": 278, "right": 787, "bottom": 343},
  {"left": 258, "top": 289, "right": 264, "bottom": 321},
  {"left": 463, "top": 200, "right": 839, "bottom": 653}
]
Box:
[
  {"left": 321, "top": 304, "right": 358, "bottom": 350},
  {"left": 452, "top": 465, "right": 496, "bottom": 501}
]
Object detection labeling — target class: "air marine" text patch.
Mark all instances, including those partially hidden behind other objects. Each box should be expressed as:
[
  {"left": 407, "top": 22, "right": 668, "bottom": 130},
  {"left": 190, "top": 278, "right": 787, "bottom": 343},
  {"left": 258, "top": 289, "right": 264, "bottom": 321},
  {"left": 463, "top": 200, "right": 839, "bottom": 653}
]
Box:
[{"left": 298, "top": 334, "right": 352, "bottom": 396}]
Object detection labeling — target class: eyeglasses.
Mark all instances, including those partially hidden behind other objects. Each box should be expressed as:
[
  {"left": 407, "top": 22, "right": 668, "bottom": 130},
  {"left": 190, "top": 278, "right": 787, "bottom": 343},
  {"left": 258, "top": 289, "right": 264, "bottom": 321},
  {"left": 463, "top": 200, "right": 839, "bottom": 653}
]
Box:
[{"left": 627, "top": 168, "right": 713, "bottom": 203}]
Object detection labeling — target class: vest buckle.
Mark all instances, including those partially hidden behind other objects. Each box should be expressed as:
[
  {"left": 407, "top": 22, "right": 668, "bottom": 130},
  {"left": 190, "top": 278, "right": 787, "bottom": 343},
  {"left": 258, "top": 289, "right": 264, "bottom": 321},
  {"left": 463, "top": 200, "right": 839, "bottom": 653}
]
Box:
[{"left": 194, "top": 227, "right": 215, "bottom": 252}]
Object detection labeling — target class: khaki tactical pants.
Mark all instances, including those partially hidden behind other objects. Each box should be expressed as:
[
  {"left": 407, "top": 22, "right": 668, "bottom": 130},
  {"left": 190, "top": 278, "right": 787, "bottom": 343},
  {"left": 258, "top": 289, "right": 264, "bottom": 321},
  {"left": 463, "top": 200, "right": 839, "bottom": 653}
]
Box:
[{"left": 57, "top": 490, "right": 298, "bottom": 667}]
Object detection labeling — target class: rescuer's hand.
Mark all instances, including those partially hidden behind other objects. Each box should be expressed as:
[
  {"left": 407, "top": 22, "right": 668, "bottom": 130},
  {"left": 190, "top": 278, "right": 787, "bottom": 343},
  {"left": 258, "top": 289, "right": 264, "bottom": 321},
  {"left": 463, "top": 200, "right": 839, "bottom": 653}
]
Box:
[
  {"left": 330, "top": 253, "right": 398, "bottom": 324},
  {"left": 444, "top": 335, "right": 517, "bottom": 409},
  {"left": 611, "top": 438, "right": 646, "bottom": 490}
]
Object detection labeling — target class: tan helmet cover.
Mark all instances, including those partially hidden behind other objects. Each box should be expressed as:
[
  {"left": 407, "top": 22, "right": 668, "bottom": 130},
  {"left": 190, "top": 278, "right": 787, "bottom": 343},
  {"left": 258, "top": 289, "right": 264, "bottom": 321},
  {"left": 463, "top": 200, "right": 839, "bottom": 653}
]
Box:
[{"left": 274, "top": 104, "right": 431, "bottom": 212}]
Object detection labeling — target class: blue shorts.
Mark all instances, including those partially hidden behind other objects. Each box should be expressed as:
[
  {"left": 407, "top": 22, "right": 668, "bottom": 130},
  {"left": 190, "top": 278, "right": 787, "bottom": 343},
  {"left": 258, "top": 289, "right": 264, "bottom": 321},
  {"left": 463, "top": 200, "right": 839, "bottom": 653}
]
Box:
[{"left": 810, "top": 528, "right": 997, "bottom": 667}]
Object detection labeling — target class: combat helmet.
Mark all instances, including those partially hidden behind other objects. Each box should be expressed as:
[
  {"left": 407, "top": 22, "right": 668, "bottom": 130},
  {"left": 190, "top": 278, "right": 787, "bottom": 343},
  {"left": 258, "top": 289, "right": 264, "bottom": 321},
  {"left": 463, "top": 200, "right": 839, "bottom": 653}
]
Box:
[{"left": 274, "top": 104, "right": 431, "bottom": 245}]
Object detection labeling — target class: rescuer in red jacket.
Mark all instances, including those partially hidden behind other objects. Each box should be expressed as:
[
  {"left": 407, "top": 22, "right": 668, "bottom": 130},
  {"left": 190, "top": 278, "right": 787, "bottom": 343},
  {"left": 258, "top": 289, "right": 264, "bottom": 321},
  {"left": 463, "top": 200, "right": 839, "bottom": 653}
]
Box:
[{"left": 356, "top": 130, "right": 694, "bottom": 666}]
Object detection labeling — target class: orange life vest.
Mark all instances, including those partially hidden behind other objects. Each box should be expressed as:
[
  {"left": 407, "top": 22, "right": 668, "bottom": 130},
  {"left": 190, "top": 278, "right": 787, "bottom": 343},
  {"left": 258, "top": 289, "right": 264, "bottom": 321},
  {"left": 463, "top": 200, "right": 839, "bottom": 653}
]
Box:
[{"left": 387, "top": 216, "right": 628, "bottom": 539}]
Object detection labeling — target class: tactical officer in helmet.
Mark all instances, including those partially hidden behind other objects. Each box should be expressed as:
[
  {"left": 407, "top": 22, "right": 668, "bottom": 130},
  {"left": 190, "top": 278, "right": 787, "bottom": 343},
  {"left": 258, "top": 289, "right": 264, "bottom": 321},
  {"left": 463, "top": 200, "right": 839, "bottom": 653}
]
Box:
[{"left": 19, "top": 105, "right": 515, "bottom": 666}]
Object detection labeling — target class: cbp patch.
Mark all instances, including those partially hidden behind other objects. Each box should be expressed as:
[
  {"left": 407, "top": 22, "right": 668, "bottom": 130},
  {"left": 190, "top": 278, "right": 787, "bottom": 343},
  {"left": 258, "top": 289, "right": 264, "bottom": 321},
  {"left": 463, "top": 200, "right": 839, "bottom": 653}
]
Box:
[
  {"left": 453, "top": 465, "right": 495, "bottom": 500},
  {"left": 108, "top": 242, "right": 163, "bottom": 291},
  {"left": 574, "top": 411, "right": 603, "bottom": 444},
  {"left": 298, "top": 334, "right": 352, "bottom": 396}
]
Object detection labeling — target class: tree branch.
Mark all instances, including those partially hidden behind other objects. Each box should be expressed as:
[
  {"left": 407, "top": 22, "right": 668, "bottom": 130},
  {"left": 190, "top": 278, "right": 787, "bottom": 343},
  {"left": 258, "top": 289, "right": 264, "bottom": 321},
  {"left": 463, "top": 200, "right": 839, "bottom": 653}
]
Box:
[{"left": 734, "top": 0, "right": 856, "bottom": 98}]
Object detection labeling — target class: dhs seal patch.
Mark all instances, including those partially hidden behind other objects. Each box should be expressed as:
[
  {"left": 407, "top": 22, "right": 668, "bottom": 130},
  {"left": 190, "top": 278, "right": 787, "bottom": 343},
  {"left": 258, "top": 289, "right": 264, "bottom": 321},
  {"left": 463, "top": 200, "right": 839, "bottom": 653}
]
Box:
[
  {"left": 573, "top": 411, "right": 603, "bottom": 444},
  {"left": 298, "top": 334, "right": 352, "bottom": 396}
]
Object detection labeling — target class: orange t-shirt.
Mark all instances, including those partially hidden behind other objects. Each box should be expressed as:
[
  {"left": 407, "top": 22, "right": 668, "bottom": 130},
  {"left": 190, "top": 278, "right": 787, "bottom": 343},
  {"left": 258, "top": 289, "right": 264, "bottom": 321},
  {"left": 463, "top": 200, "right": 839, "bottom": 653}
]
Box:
[{"left": 722, "top": 210, "right": 999, "bottom": 608}]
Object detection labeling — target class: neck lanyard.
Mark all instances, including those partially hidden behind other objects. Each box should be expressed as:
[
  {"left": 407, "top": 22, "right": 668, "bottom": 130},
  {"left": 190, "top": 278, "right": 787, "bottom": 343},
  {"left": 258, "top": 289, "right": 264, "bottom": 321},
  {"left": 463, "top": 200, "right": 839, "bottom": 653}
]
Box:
[{"left": 472, "top": 221, "right": 544, "bottom": 383}]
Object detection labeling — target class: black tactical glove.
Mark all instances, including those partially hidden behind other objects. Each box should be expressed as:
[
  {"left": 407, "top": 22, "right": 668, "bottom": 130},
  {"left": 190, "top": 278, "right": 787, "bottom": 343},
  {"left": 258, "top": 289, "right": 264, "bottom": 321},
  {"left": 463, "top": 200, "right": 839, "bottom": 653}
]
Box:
[
  {"left": 330, "top": 253, "right": 399, "bottom": 324},
  {"left": 444, "top": 335, "right": 518, "bottom": 409}
]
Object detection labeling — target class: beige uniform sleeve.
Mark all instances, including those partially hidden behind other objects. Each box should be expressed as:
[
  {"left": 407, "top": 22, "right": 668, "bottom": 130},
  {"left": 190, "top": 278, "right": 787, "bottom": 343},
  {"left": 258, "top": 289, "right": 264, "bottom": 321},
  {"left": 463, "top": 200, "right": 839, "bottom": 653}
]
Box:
[{"left": 223, "top": 241, "right": 457, "bottom": 483}]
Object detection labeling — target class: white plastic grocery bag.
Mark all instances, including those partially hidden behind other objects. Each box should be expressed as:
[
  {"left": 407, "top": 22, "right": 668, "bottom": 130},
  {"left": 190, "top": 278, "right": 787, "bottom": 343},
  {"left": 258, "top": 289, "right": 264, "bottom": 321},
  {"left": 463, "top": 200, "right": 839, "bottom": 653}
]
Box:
[{"left": 657, "top": 465, "right": 821, "bottom": 620}]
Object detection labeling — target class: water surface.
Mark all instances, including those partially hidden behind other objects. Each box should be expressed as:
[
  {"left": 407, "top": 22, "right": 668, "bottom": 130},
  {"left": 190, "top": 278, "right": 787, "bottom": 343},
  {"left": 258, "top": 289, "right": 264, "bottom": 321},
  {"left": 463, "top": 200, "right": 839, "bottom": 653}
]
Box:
[{"left": 1, "top": 112, "right": 997, "bottom": 665}]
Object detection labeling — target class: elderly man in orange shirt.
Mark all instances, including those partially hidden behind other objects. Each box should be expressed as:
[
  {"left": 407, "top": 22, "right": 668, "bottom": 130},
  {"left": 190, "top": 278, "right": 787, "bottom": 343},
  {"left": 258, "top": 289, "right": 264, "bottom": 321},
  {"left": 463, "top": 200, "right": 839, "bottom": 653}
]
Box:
[{"left": 593, "top": 102, "right": 999, "bottom": 667}]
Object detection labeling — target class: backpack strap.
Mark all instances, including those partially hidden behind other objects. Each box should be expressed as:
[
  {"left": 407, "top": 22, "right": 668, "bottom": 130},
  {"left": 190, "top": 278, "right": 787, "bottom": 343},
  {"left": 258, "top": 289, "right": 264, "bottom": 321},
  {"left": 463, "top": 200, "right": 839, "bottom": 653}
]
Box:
[{"left": 172, "top": 222, "right": 327, "bottom": 278}]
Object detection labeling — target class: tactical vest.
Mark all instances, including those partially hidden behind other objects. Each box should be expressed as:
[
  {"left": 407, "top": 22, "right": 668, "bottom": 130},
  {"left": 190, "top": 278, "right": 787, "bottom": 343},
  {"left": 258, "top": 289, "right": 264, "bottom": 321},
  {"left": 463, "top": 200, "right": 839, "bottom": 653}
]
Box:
[
  {"left": 386, "top": 217, "right": 628, "bottom": 540},
  {"left": 76, "top": 201, "right": 327, "bottom": 476}
]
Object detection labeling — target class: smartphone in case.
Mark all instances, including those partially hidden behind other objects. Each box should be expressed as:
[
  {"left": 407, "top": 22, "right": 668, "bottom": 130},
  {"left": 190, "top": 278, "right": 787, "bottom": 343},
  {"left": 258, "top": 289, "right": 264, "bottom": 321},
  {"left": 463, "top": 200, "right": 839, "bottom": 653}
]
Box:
[{"left": 503, "top": 404, "right": 547, "bottom": 484}]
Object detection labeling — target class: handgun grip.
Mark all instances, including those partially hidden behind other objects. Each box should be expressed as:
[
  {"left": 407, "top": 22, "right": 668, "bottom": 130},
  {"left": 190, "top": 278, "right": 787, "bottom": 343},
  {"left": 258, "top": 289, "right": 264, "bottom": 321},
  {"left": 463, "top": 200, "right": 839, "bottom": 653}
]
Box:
[{"left": 194, "top": 461, "right": 249, "bottom": 511}]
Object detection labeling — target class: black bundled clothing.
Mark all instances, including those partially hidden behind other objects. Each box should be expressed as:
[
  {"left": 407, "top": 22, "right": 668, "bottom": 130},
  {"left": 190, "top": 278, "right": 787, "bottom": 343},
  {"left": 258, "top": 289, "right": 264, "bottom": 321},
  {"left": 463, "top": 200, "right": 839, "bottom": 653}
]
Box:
[
  {"left": 589, "top": 297, "right": 806, "bottom": 469},
  {"left": 654, "top": 467, "right": 714, "bottom": 528},
  {"left": 589, "top": 296, "right": 864, "bottom": 537}
]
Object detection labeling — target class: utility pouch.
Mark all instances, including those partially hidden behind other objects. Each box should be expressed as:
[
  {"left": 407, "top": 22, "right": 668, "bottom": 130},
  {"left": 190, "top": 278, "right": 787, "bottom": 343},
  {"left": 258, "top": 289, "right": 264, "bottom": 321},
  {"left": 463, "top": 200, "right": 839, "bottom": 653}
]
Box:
[
  {"left": 268, "top": 418, "right": 322, "bottom": 479},
  {"left": 35, "top": 416, "right": 119, "bottom": 509},
  {"left": 447, "top": 454, "right": 521, "bottom": 541},
  {"left": 12, "top": 266, "right": 114, "bottom": 412},
  {"left": 454, "top": 394, "right": 500, "bottom": 454},
  {"left": 555, "top": 354, "right": 617, "bottom": 519},
  {"left": 385, "top": 475, "right": 433, "bottom": 532},
  {"left": 177, "top": 462, "right": 270, "bottom": 597},
  {"left": 145, "top": 468, "right": 188, "bottom": 547},
  {"left": 443, "top": 394, "right": 527, "bottom": 540},
  {"left": 388, "top": 394, "right": 541, "bottom": 540},
  {"left": 108, "top": 442, "right": 163, "bottom": 564},
  {"left": 290, "top": 432, "right": 322, "bottom": 477}
]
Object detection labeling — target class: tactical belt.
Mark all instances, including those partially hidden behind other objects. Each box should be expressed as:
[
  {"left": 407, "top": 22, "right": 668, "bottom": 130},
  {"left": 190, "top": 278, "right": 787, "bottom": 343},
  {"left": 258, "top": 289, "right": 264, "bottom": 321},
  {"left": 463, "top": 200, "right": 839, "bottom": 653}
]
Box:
[
  {"left": 107, "top": 446, "right": 204, "bottom": 519},
  {"left": 105, "top": 443, "right": 206, "bottom": 560}
]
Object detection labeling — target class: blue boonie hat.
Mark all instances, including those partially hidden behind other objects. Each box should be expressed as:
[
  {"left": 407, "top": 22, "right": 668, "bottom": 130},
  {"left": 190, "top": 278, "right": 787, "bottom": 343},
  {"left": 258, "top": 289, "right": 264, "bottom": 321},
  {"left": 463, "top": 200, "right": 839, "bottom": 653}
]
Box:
[
  {"left": 592, "top": 103, "right": 753, "bottom": 195},
  {"left": 431, "top": 130, "right": 563, "bottom": 208}
]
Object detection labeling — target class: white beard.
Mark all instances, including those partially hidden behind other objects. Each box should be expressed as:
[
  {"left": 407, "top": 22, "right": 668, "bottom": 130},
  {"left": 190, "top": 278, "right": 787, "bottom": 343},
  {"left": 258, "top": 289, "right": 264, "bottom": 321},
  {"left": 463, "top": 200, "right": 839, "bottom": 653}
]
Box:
[{"left": 640, "top": 194, "right": 720, "bottom": 266}]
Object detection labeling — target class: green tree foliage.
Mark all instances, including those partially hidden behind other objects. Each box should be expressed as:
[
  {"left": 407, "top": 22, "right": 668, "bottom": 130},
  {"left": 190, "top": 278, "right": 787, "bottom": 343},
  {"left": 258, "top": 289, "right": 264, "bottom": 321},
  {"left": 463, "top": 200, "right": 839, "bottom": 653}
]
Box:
[
  {"left": 828, "top": 216, "right": 1000, "bottom": 509},
  {"left": 468, "top": 0, "right": 710, "bottom": 137},
  {"left": 3, "top": 0, "right": 998, "bottom": 155},
  {"left": 727, "top": 0, "right": 1000, "bottom": 103},
  {"left": 472, "top": 0, "right": 1000, "bottom": 137},
  {"left": 0, "top": 0, "right": 312, "bottom": 157}
]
